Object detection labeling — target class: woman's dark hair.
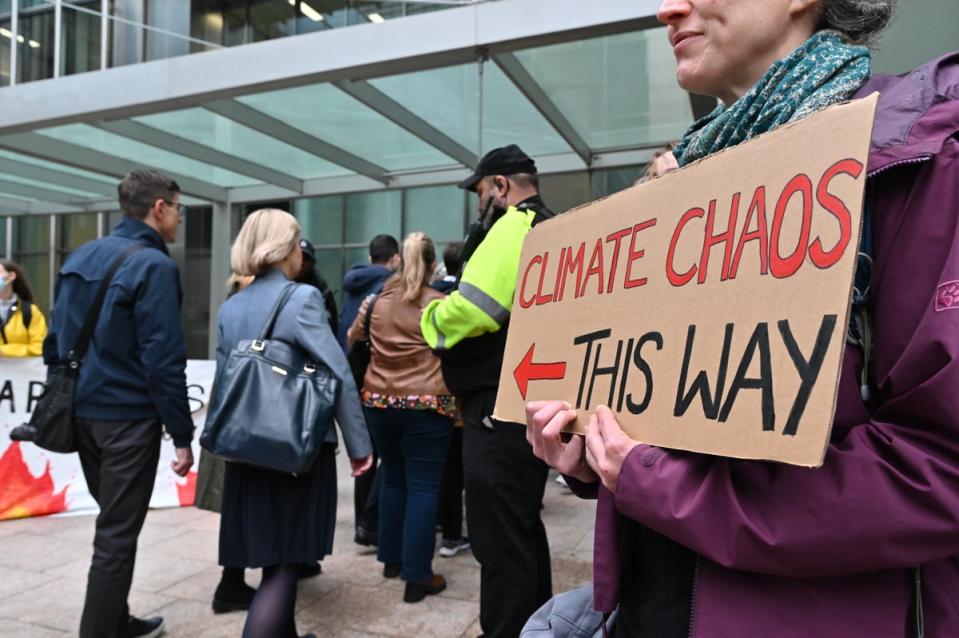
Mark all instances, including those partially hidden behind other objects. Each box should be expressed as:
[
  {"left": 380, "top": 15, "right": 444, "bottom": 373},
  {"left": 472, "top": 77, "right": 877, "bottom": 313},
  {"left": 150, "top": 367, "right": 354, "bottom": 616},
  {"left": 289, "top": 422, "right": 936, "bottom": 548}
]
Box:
[
  {"left": 0, "top": 260, "right": 35, "bottom": 304},
  {"left": 818, "top": 0, "right": 897, "bottom": 45}
]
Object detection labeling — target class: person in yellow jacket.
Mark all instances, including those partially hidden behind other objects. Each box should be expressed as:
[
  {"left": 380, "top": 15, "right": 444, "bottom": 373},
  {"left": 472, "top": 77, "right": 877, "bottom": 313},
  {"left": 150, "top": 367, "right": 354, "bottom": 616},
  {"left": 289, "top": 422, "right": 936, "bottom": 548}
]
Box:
[
  {"left": 0, "top": 260, "right": 47, "bottom": 357},
  {"left": 420, "top": 144, "right": 555, "bottom": 638}
]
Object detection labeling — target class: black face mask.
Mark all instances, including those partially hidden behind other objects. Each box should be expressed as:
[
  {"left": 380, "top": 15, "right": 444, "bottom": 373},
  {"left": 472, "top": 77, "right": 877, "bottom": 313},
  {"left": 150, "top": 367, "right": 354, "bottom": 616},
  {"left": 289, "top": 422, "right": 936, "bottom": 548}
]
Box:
[{"left": 479, "top": 194, "right": 507, "bottom": 229}]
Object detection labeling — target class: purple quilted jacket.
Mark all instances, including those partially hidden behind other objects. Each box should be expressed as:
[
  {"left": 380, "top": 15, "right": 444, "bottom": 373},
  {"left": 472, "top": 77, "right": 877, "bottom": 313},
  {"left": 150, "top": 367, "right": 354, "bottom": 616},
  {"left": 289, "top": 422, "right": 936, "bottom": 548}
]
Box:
[{"left": 575, "top": 53, "right": 959, "bottom": 638}]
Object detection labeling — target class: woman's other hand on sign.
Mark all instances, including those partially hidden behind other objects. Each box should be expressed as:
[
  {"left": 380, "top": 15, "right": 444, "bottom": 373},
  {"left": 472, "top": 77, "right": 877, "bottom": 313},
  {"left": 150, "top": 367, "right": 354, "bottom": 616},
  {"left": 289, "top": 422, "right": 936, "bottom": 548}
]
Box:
[
  {"left": 525, "top": 400, "right": 598, "bottom": 484},
  {"left": 584, "top": 405, "right": 640, "bottom": 494}
]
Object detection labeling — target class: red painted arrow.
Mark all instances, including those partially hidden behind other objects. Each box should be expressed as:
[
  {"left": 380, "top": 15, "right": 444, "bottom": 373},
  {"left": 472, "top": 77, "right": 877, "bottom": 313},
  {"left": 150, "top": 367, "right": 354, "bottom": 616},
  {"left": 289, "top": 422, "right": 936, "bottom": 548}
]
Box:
[{"left": 513, "top": 343, "right": 568, "bottom": 400}]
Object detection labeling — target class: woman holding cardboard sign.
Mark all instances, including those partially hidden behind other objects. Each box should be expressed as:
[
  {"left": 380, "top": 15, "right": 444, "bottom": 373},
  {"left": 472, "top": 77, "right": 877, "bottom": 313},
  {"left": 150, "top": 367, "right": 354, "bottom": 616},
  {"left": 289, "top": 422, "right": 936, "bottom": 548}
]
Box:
[{"left": 524, "top": 1, "right": 959, "bottom": 637}]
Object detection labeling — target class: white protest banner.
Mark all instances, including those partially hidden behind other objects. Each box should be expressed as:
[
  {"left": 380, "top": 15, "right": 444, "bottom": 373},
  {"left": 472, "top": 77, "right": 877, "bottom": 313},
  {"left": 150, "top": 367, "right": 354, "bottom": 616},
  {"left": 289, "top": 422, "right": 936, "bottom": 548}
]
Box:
[
  {"left": 0, "top": 359, "right": 216, "bottom": 519},
  {"left": 494, "top": 95, "right": 879, "bottom": 467}
]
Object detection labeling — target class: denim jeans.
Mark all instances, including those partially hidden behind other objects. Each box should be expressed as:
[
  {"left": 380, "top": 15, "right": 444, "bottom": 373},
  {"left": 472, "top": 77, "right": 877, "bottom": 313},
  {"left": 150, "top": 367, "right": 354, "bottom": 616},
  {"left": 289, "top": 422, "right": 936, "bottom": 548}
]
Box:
[{"left": 365, "top": 407, "right": 453, "bottom": 582}]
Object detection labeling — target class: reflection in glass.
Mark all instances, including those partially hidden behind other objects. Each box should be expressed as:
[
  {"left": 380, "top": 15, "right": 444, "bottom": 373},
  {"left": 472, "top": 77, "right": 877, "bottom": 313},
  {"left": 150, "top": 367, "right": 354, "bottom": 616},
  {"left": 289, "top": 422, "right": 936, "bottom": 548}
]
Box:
[
  {"left": 0, "top": 19, "right": 10, "bottom": 86},
  {"left": 514, "top": 30, "right": 692, "bottom": 150},
  {"left": 15, "top": 4, "right": 54, "bottom": 82},
  {"left": 295, "top": 195, "right": 343, "bottom": 248},
  {"left": 61, "top": 5, "right": 101, "bottom": 76},
  {"left": 403, "top": 185, "right": 466, "bottom": 244},
  {"left": 13, "top": 214, "right": 51, "bottom": 313}
]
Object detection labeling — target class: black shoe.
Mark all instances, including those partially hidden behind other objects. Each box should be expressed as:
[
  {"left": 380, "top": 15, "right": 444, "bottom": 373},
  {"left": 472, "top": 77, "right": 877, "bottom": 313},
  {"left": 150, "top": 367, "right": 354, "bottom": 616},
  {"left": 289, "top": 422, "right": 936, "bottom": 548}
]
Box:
[
  {"left": 120, "top": 615, "right": 164, "bottom": 638},
  {"left": 404, "top": 574, "right": 446, "bottom": 603},
  {"left": 299, "top": 562, "right": 322, "bottom": 579},
  {"left": 9, "top": 423, "right": 37, "bottom": 442},
  {"left": 383, "top": 562, "right": 402, "bottom": 579},
  {"left": 354, "top": 526, "right": 378, "bottom": 547},
  {"left": 212, "top": 578, "right": 256, "bottom": 614}
]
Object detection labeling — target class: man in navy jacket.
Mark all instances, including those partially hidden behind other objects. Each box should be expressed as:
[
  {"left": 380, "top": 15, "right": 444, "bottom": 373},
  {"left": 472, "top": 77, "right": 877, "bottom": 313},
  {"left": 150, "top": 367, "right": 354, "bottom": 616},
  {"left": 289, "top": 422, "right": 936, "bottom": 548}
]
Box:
[{"left": 44, "top": 169, "right": 194, "bottom": 638}]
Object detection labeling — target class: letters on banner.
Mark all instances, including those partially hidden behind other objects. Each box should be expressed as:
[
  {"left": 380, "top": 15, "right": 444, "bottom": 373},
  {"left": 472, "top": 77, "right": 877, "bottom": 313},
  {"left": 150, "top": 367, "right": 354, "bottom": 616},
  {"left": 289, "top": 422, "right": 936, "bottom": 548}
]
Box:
[{"left": 494, "top": 95, "right": 879, "bottom": 467}]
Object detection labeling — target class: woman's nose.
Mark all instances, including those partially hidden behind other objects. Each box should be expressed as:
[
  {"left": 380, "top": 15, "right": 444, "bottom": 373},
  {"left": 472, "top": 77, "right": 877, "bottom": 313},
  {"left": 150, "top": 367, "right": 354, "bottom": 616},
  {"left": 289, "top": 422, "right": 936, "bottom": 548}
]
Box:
[{"left": 657, "top": 0, "right": 692, "bottom": 26}]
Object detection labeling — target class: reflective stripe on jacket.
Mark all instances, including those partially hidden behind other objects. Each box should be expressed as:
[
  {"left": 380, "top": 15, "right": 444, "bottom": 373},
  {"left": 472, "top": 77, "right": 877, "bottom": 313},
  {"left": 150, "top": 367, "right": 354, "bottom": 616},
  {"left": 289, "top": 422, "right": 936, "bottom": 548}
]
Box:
[{"left": 421, "top": 205, "right": 539, "bottom": 351}]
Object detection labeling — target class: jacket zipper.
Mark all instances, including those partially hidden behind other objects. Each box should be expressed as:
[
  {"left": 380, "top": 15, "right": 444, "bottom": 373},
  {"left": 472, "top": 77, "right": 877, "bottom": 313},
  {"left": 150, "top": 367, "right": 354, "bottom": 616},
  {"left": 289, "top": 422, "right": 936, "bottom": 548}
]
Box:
[
  {"left": 687, "top": 554, "right": 702, "bottom": 638},
  {"left": 866, "top": 155, "right": 931, "bottom": 179}
]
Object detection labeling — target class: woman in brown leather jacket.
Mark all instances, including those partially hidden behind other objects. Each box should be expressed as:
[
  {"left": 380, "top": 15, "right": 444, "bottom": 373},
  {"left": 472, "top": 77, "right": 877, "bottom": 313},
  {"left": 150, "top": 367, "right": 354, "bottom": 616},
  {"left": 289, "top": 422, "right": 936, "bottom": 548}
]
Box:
[{"left": 348, "top": 231, "right": 457, "bottom": 604}]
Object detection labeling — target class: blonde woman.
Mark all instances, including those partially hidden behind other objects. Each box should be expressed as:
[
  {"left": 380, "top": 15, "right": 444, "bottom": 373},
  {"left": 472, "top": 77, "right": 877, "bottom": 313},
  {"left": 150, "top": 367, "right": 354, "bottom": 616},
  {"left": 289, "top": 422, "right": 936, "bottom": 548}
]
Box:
[
  {"left": 348, "top": 232, "right": 457, "bottom": 603},
  {"left": 216, "top": 209, "right": 372, "bottom": 638}
]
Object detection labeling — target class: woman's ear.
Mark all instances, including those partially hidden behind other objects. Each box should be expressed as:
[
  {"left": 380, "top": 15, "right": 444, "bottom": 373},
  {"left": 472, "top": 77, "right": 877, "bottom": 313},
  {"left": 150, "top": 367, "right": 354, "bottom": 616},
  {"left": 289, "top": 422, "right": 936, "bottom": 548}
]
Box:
[
  {"left": 790, "top": 0, "right": 820, "bottom": 18},
  {"left": 6, "top": 270, "right": 16, "bottom": 283}
]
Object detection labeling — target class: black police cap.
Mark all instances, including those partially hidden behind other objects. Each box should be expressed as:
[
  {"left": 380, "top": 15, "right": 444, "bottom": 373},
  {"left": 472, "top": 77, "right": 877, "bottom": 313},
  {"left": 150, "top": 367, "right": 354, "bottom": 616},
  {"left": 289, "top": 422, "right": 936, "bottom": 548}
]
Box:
[
  {"left": 299, "top": 238, "right": 316, "bottom": 261},
  {"left": 458, "top": 144, "right": 537, "bottom": 192}
]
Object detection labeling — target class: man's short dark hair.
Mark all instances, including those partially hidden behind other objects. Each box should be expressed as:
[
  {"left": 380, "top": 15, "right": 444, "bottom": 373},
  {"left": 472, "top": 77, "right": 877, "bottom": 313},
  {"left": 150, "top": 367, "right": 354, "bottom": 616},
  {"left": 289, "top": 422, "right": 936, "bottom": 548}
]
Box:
[
  {"left": 443, "top": 242, "right": 464, "bottom": 275},
  {"left": 369, "top": 234, "right": 399, "bottom": 265},
  {"left": 510, "top": 172, "right": 540, "bottom": 191},
  {"left": 118, "top": 169, "right": 180, "bottom": 219}
]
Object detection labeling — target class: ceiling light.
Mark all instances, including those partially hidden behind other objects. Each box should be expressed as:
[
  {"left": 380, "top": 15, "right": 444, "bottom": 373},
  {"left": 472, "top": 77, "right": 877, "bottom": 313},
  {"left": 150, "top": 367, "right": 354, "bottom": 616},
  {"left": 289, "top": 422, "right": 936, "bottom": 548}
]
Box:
[
  {"left": 16, "top": 35, "right": 24, "bottom": 44},
  {"left": 299, "top": 1, "right": 324, "bottom": 21},
  {"left": 287, "top": 0, "right": 294, "bottom": 4},
  {"left": 28, "top": 40, "right": 40, "bottom": 48},
  {"left": 368, "top": 13, "right": 385, "bottom": 23},
  {"left": 0, "top": 28, "right": 11, "bottom": 39}
]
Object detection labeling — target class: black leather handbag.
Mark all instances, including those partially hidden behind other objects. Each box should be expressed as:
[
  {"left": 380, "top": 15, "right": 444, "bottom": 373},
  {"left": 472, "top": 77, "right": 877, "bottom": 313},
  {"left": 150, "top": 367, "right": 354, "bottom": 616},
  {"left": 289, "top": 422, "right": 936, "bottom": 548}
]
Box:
[
  {"left": 347, "top": 294, "right": 379, "bottom": 390},
  {"left": 200, "top": 284, "right": 338, "bottom": 475},
  {"left": 31, "top": 243, "right": 146, "bottom": 454}
]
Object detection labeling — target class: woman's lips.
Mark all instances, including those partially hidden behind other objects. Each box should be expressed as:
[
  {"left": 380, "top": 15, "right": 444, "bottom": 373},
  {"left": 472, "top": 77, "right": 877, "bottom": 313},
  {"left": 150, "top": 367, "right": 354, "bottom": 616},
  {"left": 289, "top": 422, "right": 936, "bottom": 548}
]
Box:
[{"left": 672, "top": 32, "right": 702, "bottom": 54}]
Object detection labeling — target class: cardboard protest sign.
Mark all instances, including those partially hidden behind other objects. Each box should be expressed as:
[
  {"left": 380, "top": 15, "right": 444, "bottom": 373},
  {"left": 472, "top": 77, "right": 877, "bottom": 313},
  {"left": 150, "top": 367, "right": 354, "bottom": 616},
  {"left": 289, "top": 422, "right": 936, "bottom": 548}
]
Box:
[{"left": 494, "top": 95, "right": 878, "bottom": 467}]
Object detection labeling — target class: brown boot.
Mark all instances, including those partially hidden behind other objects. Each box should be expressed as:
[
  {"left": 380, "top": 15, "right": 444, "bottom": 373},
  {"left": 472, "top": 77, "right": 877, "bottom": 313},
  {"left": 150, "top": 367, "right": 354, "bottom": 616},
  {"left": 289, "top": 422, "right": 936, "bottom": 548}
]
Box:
[{"left": 403, "top": 574, "right": 446, "bottom": 603}]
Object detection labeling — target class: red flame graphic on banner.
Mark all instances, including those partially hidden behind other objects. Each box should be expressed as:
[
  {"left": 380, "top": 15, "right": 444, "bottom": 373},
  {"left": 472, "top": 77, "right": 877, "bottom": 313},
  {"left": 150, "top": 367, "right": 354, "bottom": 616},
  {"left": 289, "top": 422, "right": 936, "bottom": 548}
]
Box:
[
  {"left": 0, "top": 443, "right": 68, "bottom": 520},
  {"left": 176, "top": 470, "right": 198, "bottom": 507}
]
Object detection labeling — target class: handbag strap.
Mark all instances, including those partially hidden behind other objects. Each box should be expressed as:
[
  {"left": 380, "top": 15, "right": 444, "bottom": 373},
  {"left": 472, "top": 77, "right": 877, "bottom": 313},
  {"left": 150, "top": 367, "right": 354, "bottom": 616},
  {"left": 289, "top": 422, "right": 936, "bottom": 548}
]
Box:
[
  {"left": 68, "top": 242, "right": 146, "bottom": 363},
  {"left": 256, "top": 282, "right": 299, "bottom": 342}
]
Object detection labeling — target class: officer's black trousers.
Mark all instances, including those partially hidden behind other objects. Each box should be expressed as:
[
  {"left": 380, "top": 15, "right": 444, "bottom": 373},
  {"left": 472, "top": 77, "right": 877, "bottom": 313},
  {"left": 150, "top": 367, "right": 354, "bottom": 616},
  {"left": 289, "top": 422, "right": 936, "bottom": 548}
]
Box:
[{"left": 462, "top": 392, "right": 552, "bottom": 638}]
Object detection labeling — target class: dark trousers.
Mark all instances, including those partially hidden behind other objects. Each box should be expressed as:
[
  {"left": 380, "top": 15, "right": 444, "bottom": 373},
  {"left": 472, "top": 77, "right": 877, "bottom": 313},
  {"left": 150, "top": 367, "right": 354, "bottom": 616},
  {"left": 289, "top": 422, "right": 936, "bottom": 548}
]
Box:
[
  {"left": 462, "top": 393, "right": 552, "bottom": 638},
  {"left": 354, "top": 451, "right": 380, "bottom": 534},
  {"left": 75, "top": 417, "right": 162, "bottom": 638},
  {"left": 437, "top": 426, "right": 465, "bottom": 540},
  {"left": 366, "top": 407, "right": 453, "bottom": 582}
]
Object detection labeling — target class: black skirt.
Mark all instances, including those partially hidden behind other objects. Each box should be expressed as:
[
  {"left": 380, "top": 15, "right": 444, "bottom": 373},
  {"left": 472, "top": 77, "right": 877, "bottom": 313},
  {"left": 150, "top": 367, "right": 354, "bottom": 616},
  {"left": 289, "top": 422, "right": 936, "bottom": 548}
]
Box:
[{"left": 218, "top": 443, "right": 337, "bottom": 568}]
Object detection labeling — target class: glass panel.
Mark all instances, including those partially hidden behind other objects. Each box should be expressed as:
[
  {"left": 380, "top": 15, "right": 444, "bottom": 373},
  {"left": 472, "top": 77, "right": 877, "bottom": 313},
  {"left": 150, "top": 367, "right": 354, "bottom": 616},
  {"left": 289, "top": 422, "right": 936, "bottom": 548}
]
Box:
[
  {"left": 344, "top": 190, "right": 401, "bottom": 245},
  {"left": 403, "top": 185, "right": 465, "bottom": 244},
  {"left": 313, "top": 247, "right": 343, "bottom": 302},
  {"left": 591, "top": 166, "right": 644, "bottom": 200},
  {"left": 371, "top": 64, "right": 480, "bottom": 155},
  {"left": 0, "top": 149, "right": 118, "bottom": 185},
  {"left": 0, "top": 216, "right": 6, "bottom": 258},
  {"left": 182, "top": 206, "right": 211, "bottom": 358},
  {"left": 133, "top": 108, "right": 352, "bottom": 180},
  {"left": 0, "top": 172, "right": 104, "bottom": 198},
  {"left": 372, "top": 62, "right": 571, "bottom": 158},
  {"left": 13, "top": 214, "right": 51, "bottom": 314},
  {"left": 249, "top": 0, "right": 294, "bottom": 42},
  {"left": 352, "top": 2, "right": 404, "bottom": 24},
  {"left": 108, "top": 6, "right": 143, "bottom": 68},
  {"left": 61, "top": 5, "right": 101, "bottom": 76},
  {"left": 0, "top": 1, "right": 11, "bottom": 13},
  {"left": 37, "top": 124, "right": 263, "bottom": 187},
  {"left": 514, "top": 30, "right": 693, "bottom": 150},
  {"left": 55, "top": 211, "right": 97, "bottom": 270},
  {"left": 293, "top": 195, "right": 342, "bottom": 248},
  {"left": 238, "top": 84, "right": 455, "bottom": 171},
  {"left": 540, "top": 171, "right": 591, "bottom": 216},
  {"left": 343, "top": 245, "right": 368, "bottom": 274},
  {"left": 16, "top": 1, "right": 55, "bottom": 82}
]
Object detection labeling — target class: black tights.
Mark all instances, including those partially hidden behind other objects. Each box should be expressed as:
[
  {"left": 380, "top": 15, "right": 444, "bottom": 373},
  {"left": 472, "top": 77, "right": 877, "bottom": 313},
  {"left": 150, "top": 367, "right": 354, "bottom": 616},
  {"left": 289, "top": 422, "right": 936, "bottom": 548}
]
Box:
[{"left": 242, "top": 565, "right": 300, "bottom": 638}]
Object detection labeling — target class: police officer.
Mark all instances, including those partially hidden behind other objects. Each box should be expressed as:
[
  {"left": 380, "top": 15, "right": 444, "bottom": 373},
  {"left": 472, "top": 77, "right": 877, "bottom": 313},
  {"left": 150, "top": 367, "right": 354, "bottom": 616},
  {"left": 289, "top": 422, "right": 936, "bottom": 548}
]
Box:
[{"left": 421, "top": 145, "right": 554, "bottom": 638}]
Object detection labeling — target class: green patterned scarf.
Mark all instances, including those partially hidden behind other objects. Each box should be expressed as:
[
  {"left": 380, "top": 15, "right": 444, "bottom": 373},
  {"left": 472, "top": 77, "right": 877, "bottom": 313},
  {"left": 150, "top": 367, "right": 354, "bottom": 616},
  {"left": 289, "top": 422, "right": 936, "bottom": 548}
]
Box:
[{"left": 674, "top": 31, "right": 871, "bottom": 167}]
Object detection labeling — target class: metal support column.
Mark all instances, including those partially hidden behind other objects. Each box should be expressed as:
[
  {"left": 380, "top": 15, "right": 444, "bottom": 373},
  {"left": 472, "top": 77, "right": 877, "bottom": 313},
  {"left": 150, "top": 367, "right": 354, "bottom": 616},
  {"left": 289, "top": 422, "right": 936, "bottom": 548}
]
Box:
[
  {"left": 53, "top": 0, "right": 62, "bottom": 79},
  {"left": 9, "top": 0, "right": 18, "bottom": 87},
  {"left": 208, "top": 200, "right": 233, "bottom": 358},
  {"left": 5, "top": 217, "right": 12, "bottom": 260},
  {"left": 48, "top": 213, "right": 57, "bottom": 310},
  {"left": 100, "top": 0, "right": 109, "bottom": 71}
]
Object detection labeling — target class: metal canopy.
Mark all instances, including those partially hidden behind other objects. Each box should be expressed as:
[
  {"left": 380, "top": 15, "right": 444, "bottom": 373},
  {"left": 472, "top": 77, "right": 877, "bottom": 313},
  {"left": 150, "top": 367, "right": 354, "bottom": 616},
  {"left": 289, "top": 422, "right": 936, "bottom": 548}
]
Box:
[{"left": 0, "top": 0, "right": 693, "bottom": 213}]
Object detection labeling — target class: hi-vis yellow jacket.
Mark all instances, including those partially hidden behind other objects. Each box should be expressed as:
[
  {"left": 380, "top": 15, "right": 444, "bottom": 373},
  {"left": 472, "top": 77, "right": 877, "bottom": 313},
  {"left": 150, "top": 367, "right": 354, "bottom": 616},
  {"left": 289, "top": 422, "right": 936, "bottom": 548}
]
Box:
[
  {"left": 421, "top": 204, "right": 543, "bottom": 352},
  {"left": 0, "top": 301, "right": 47, "bottom": 357}
]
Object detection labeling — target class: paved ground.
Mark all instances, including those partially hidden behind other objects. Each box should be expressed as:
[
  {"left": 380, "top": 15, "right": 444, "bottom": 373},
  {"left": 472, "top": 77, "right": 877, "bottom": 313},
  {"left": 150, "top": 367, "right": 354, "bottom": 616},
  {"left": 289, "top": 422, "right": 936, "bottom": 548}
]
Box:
[{"left": 0, "top": 458, "right": 595, "bottom": 637}]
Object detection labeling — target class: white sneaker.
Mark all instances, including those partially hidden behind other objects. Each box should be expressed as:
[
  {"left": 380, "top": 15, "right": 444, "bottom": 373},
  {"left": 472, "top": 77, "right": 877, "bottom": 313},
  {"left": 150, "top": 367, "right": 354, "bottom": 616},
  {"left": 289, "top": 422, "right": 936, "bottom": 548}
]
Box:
[{"left": 439, "top": 537, "right": 471, "bottom": 558}]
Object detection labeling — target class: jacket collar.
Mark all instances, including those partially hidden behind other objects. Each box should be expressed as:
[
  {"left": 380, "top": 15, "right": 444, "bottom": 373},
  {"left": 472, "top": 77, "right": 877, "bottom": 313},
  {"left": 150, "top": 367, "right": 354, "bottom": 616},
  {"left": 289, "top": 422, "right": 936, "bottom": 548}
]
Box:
[
  {"left": 254, "top": 267, "right": 291, "bottom": 284},
  {"left": 111, "top": 217, "right": 169, "bottom": 254},
  {"left": 857, "top": 51, "right": 959, "bottom": 175}
]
